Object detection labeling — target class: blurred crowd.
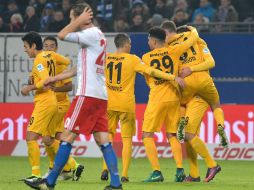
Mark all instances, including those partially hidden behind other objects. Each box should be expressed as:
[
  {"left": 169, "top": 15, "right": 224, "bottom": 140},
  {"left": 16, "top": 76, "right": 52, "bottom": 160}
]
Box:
[{"left": 0, "top": 0, "right": 254, "bottom": 33}]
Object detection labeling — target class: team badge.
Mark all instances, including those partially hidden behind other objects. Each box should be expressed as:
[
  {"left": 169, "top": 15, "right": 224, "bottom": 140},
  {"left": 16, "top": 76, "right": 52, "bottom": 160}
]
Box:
[
  {"left": 203, "top": 48, "right": 209, "bottom": 54},
  {"left": 37, "top": 64, "right": 44, "bottom": 72}
]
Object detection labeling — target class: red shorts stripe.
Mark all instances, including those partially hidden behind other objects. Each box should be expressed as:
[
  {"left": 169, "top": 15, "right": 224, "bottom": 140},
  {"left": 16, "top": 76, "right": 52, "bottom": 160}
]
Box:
[
  {"left": 67, "top": 96, "right": 85, "bottom": 130},
  {"left": 64, "top": 96, "right": 108, "bottom": 135}
]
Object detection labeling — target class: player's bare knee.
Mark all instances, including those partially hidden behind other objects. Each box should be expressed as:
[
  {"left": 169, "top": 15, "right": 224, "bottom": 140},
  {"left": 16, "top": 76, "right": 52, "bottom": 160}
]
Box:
[
  {"left": 94, "top": 132, "right": 109, "bottom": 145},
  {"left": 185, "top": 133, "right": 195, "bottom": 141},
  {"left": 60, "top": 130, "right": 77, "bottom": 144},
  {"left": 142, "top": 132, "right": 153, "bottom": 139},
  {"left": 26, "top": 131, "right": 39, "bottom": 141},
  {"left": 211, "top": 101, "right": 221, "bottom": 111},
  {"left": 42, "top": 136, "right": 54, "bottom": 146},
  {"left": 55, "top": 132, "right": 62, "bottom": 140}
]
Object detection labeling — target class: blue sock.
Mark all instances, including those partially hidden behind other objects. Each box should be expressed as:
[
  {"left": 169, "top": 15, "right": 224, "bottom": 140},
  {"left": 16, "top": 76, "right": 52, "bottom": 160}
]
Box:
[
  {"left": 46, "top": 141, "right": 72, "bottom": 186},
  {"left": 100, "top": 143, "right": 121, "bottom": 187}
]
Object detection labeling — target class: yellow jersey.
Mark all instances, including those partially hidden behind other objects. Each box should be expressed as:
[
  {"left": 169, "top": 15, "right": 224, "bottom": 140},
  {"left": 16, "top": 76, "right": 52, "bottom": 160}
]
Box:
[
  {"left": 106, "top": 52, "right": 157, "bottom": 113},
  {"left": 32, "top": 51, "right": 70, "bottom": 106},
  {"left": 167, "top": 31, "right": 203, "bottom": 70},
  {"left": 54, "top": 63, "right": 72, "bottom": 103},
  {"left": 168, "top": 32, "right": 214, "bottom": 73},
  {"left": 142, "top": 28, "right": 199, "bottom": 102}
]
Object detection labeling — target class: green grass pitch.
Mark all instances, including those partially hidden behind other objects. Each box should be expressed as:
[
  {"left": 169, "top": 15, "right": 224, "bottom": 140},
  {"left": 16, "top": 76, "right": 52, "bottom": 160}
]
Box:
[{"left": 0, "top": 156, "right": 253, "bottom": 190}]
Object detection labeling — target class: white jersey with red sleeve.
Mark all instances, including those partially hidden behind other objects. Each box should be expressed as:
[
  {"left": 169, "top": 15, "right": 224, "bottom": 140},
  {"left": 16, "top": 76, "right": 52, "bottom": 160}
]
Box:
[{"left": 64, "top": 26, "right": 107, "bottom": 100}]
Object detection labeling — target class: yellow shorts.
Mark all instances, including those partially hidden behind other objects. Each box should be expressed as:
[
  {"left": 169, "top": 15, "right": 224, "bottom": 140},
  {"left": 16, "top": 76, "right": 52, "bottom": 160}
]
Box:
[
  {"left": 27, "top": 104, "right": 58, "bottom": 137},
  {"left": 54, "top": 103, "right": 70, "bottom": 134},
  {"left": 181, "top": 72, "right": 220, "bottom": 107},
  {"left": 185, "top": 96, "right": 209, "bottom": 135},
  {"left": 107, "top": 110, "right": 136, "bottom": 138},
  {"left": 142, "top": 101, "right": 180, "bottom": 133}
]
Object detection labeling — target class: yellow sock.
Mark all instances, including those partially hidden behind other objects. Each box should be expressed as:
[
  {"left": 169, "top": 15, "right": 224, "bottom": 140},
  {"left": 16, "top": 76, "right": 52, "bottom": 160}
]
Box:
[
  {"left": 190, "top": 136, "right": 217, "bottom": 168},
  {"left": 45, "top": 145, "right": 54, "bottom": 169},
  {"left": 185, "top": 141, "right": 199, "bottom": 178},
  {"left": 66, "top": 156, "right": 79, "bottom": 170},
  {"left": 27, "top": 140, "right": 41, "bottom": 176},
  {"left": 214, "top": 108, "right": 224, "bottom": 127},
  {"left": 121, "top": 137, "right": 132, "bottom": 177},
  {"left": 102, "top": 133, "right": 114, "bottom": 171},
  {"left": 143, "top": 137, "right": 160, "bottom": 171},
  {"left": 168, "top": 136, "right": 183, "bottom": 168}
]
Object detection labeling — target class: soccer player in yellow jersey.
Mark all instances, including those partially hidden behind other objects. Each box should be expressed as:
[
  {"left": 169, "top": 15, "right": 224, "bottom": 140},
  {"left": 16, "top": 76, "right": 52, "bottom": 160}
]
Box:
[
  {"left": 101, "top": 33, "right": 185, "bottom": 182},
  {"left": 20, "top": 32, "right": 70, "bottom": 181},
  {"left": 161, "top": 22, "right": 228, "bottom": 182},
  {"left": 43, "top": 36, "right": 84, "bottom": 181},
  {"left": 141, "top": 27, "right": 199, "bottom": 182}
]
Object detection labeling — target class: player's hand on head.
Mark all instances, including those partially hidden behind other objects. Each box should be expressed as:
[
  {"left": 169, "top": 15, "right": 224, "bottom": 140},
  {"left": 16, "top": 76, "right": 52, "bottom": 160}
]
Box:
[
  {"left": 180, "top": 67, "right": 192, "bottom": 78},
  {"left": 175, "top": 77, "right": 186, "bottom": 89},
  {"left": 80, "top": 7, "right": 93, "bottom": 24}
]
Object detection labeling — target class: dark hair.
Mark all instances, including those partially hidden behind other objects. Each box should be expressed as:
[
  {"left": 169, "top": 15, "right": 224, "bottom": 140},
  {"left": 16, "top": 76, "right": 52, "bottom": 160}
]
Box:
[
  {"left": 22, "top": 31, "right": 43, "bottom": 50},
  {"left": 161, "top": 20, "right": 177, "bottom": 33},
  {"left": 175, "top": 9, "right": 185, "bottom": 14},
  {"left": 114, "top": 33, "right": 130, "bottom": 48},
  {"left": 43, "top": 36, "right": 58, "bottom": 47},
  {"left": 71, "top": 2, "right": 91, "bottom": 17},
  {"left": 148, "top": 27, "right": 166, "bottom": 42}
]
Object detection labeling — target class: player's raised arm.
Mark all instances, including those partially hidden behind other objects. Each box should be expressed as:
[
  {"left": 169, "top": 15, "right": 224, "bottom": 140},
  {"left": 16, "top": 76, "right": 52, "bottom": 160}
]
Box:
[
  {"left": 52, "top": 52, "right": 71, "bottom": 66},
  {"left": 58, "top": 4, "right": 93, "bottom": 40},
  {"left": 169, "top": 27, "right": 199, "bottom": 55}
]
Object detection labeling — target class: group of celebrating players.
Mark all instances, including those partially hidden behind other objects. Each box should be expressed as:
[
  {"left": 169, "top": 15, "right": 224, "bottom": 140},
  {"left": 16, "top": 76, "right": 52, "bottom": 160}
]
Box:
[{"left": 20, "top": 1, "right": 229, "bottom": 190}]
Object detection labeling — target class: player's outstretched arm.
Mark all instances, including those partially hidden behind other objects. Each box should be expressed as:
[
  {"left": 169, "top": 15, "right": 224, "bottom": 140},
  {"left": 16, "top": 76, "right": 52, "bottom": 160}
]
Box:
[
  {"left": 21, "top": 85, "right": 36, "bottom": 96},
  {"left": 50, "top": 82, "right": 73, "bottom": 92},
  {"left": 135, "top": 61, "right": 186, "bottom": 89},
  {"left": 44, "top": 66, "right": 77, "bottom": 86},
  {"left": 58, "top": 7, "right": 93, "bottom": 40}
]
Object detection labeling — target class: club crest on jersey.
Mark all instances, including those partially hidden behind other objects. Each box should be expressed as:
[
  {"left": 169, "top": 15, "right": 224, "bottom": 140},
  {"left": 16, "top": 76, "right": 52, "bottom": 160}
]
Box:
[
  {"left": 203, "top": 48, "right": 209, "bottom": 54},
  {"left": 37, "top": 64, "right": 44, "bottom": 72}
]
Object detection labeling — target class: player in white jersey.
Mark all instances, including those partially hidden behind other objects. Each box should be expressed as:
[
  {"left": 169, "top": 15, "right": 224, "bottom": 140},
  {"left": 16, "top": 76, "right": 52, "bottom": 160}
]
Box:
[{"left": 24, "top": 3, "right": 122, "bottom": 190}]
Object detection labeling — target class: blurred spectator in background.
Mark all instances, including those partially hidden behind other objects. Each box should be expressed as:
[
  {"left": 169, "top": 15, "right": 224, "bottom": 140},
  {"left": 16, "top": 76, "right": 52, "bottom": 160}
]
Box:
[
  {"left": 113, "top": 0, "right": 130, "bottom": 21},
  {"left": 4, "top": 0, "right": 20, "bottom": 23},
  {"left": 9, "top": 13, "right": 23, "bottom": 32},
  {"left": 215, "top": 0, "right": 238, "bottom": 22},
  {"left": 48, "top": 10, "right": 66, "bottom": 32},
  {"left": 23, "top": 6, "right": 40, "bottom": 32},
  {"left": 154, "top": 0, "right": 174, "bottom": 19},
  {"left": 129, "top": 13, "right": 145, "bottom": 32},
  {"left": 130, "top": 0, "right": 150, "bottom": 23},
  {"left": 33, "top": 0, "right": 48, "bottom": 18},
  {"left": 61, "top": 0, "right": 71, "bottom": 22},
  {"left": 0, "top": 16, "right": 10, "bottom": 32},
  {"left": 193, "top": 13, "right": 210, "bottom": 32},
  {"left": 234, "top": 0, "right": 254, "bottom": 21},
  {"left": 172, "top": 9, "right": 189, "bottom": 27},
  {"left": 40, "top": 3, "right": 54, "bottom": 32},
  {"left": 192, "top": 0, "right": 215, "bottom": 22},
  {"left": 114, "top": 16, "right": 129, "bottom": 32},
  {"left": 96, "top": 0, "right": 113, "bottom": 31},
  {"left": 174, "top": 0, "right": 191, "bottom": 20},
  {"left": 147, "top": 13, "right": 164, "bottom": 28}
]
